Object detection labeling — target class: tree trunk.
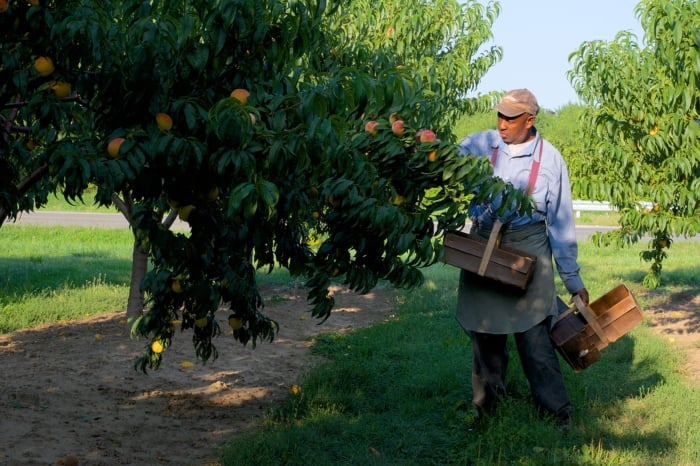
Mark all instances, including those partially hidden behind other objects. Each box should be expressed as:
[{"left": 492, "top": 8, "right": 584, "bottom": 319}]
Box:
[
  {"left": 126, "top": 238, "right": 148, "bottom": 316},
  {"left": 110, "top": 192, "right": 143, "bottom": 316},
  {"left": 119, "top": 195, "right": 178, "bottom": 317}
]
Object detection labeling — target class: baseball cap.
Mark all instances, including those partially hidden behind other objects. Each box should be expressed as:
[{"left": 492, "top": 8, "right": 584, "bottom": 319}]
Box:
[{"left": 494, "top": 89, "right": 540, "bottom": 117}]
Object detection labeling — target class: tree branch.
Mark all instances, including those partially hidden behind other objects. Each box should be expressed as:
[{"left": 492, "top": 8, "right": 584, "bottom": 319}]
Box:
[
  {"left": 162, "top": 208, "right": 178, "bottom": 228},
  {"left": 112, "top": 192, "right": 131, "bottom": 222},
  {"left": 0, "top": 163, "right": 50, "bottom": 227}
]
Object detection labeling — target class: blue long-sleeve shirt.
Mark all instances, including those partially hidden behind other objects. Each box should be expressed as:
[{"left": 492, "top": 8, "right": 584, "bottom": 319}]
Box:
[{"left": 457, "top": 129, "right": 585, "bottom": 294}]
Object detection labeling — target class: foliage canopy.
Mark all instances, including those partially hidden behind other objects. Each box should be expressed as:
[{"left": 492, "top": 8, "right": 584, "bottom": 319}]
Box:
[
  {"left": 1, "top": 0, "right": 524, "bottom": 369},
  {"left": 568, "top": 0, "right": 700, "bottom": 287}
]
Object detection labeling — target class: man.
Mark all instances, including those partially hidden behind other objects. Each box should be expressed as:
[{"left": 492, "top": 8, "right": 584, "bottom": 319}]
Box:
[{"left": 456, "top": 88, "right": 589, "bottom": 428}]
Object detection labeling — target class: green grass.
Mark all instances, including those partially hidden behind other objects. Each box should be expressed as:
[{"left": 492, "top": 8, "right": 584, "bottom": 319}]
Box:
[
  {"left": 217, "top": 241, "right": 700, "bottom": 466},
  {"left": 0, "top": 225, "right": 133, "bottom": 332},
  {"left": 574, "top": 210, "right": 620, "bottom": 226},
  {"left": 1, "top": 224, "right": 698, "bottom": 465}
]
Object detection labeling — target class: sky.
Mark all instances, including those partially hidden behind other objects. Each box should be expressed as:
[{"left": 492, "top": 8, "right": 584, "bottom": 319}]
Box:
[{"left": 475, "top": 0, "right": 645, "bottom": 110}]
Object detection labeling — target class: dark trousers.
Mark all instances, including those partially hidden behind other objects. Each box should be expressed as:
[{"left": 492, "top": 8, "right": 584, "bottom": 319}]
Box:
[{"left": 468, "top": 317, "right": 571, "bottom": 420}]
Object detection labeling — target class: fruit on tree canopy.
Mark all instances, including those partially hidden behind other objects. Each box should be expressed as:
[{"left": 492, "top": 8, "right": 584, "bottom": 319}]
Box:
[
  {"left": 230, "top": 88, "right": 250, "bottom": 104},
  {"left": 156, "top": 113, "right": 173, "bottom": 131},
  {"left": 391, "top": 120, "right": 404, "bottom": 136},
  {"left": 365, "top": 120, "right": 378, "bottom": 135},
  {"left": 171, "top": 279, "right": 183, "bottom": 294},
  {"left": 34, "top": 56, "right": 54, "bottom": 77},
  {"left": 107, "top": 137, "right": 124, "bottom": 158},
  {"left": 151, "top": 340, "right": 164, "bottom": 354},
  {"left": 195, "top": 317, "right": 208, "bottom": 328},
  {"left": 417, "top": 129, "right": 436, "bottom": 143},
  {"left": 51, "top": 81, "right": 71, "bottom": 99},
  {"left": 177, "top": 205, "right": 195, "bottom": 222},
  {"left": 228, "top": 316, "right": 243, "bottom": 330},
  {"left": 206, "top": 186, "right": 219, "bottom": 202}
]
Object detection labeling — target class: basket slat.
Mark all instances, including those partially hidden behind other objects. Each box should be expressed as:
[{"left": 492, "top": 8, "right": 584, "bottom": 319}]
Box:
[{"left": 442, "top": 231, "right": 537, "bottom": 290}]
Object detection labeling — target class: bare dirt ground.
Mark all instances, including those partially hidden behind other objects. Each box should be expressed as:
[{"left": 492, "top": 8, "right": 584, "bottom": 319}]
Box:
[
  {"left": 643, "top": 290, "right": 700, "bottom": 387},
  {"left": 0, "top": 285, "right": 697, "bottom": 466}
]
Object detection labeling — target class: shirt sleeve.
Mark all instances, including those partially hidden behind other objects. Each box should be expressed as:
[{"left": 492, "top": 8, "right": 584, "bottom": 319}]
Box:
[
  {"left": 457, "top": 129, "right": 500, "bottom": 157},
  {"left": 545, "top": 149, "right": 586, "bottom": 293},
  {"left": 457, "top": 130, "right": 500, "bottom": 223}
]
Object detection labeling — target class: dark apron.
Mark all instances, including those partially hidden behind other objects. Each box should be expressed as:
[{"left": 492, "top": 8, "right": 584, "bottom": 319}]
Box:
[{"left": 455, "top": 222, "right": 557, "bottom": 334}]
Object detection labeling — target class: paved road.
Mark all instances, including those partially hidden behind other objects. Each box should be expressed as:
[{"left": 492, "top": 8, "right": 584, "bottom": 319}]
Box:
[
  {"left": 11, "top": 210, "right": 188, "bottom": 230},
  {"left": 11, "top": 211, "right": 624, "bottom": 241}
]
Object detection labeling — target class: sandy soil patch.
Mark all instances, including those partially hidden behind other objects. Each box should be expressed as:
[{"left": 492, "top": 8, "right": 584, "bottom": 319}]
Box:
[
  {"left": 0, "top": 285, "right": 396, "bottom": 466},
  {"left": 0, "top": 285, "right": 697, "bottom": 466}
]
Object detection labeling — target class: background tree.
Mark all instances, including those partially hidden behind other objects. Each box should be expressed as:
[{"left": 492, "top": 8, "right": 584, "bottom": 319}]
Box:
[
  {"left": 1, "top": 0, "right": 530, "bottom": 370},
  {"left": 568, "top": 0, "right": 700, "bottom": 287}
]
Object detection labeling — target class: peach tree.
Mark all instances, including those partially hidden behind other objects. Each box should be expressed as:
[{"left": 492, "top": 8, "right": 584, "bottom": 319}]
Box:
[
  {"left": 1, "top": 0, "right": 530, "bottom": 370},
  {"left": 568, "top": 0, "right": 699, "bottom": 288}
]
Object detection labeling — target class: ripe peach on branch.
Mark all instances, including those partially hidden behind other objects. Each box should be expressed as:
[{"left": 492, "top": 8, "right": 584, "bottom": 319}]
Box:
[
  {"left": 51, "top": 81, "right": 71, "bottom": 99},
  {"left": 156, "top": 113, "right": 173, "bottom": 131},
  {"left": 364, "top": 120, "right": 378, "bottom": 136},
  {"left": 107, "top": 137, "right": 125, "bottom": 158},
  {"left": 230, "top": 88, "right": 250, "bottom": 105},
  {"left": 34, "top": 56, "right": 55, "bottom": 77},
  {"left": 416, "top": 129, "right": 437, "bottom": 143},
  {"left": 391, "top": 120, "right": 404, "bottom": 136}
]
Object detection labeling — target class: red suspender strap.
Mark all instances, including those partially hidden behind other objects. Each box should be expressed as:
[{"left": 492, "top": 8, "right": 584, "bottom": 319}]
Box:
[
  {"left": 489, "top": 139, "right": 543, "bottom": 195},
  {"left": 490, "top": 146, "right": 499, "bottom": 165},
  {"left": 526, "top": 139, "right": 543, "bottom": 195}
]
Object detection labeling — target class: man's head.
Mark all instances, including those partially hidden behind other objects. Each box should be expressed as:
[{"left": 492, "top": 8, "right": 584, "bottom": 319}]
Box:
[
  {"left": 494, "top": 88, "right": 540, "bottom": 118},
  {"left": 494, "top": 89, "right": 539, "bottom": 144}
]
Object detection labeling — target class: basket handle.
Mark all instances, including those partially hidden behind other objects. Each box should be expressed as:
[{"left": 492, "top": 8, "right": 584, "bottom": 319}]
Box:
[
  {"left": 477, "top": 220, "right": 503, "bottom": 276},
  {"left": 573, "top": 294, "right": 609, "bottom": 346}
]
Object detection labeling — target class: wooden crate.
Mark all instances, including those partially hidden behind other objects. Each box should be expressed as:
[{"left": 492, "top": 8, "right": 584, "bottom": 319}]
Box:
[
  {"left": 442, "top": 230, "right": 537, "bottom": 290},
  {"left": 550, "top": 284, "right": 644, "bottom": 372}
]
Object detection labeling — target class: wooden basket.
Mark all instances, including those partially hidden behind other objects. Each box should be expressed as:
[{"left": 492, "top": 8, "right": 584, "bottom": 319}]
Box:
[
  {"left": 550, "top": 284, "right": 644, "bottom": 372},
  {"left": 442, "top": 221, "right": 536, "bottom": 290}
]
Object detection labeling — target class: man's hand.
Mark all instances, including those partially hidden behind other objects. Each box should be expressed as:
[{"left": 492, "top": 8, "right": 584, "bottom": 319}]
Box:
[{"left": 571, "top": 288, "right": 590, "bottom": 306}]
